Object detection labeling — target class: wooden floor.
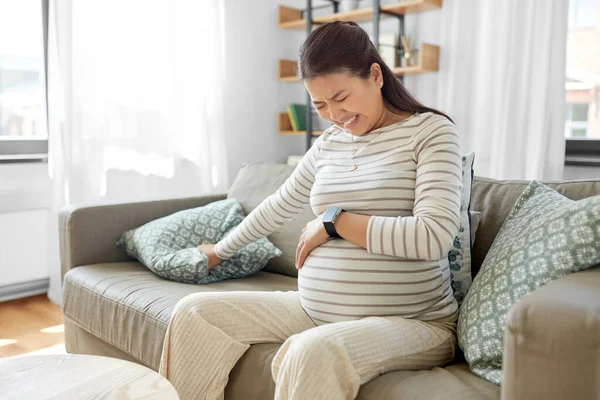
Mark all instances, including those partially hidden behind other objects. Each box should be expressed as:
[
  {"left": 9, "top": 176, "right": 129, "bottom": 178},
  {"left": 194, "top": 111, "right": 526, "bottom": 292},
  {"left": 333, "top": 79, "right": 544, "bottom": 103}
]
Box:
[{"left": 0, "top": 294, "right": 66, "bottom": 358}]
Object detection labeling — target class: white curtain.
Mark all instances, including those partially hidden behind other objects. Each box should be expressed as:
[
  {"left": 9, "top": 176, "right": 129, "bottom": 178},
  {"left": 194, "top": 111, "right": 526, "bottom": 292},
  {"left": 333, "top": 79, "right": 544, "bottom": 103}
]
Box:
[
  {"left": 435, "top": 0, "right": 569, "bottom": 181},
  {"left": 46, "top": 0, "right": 229, "bottom": 303}
]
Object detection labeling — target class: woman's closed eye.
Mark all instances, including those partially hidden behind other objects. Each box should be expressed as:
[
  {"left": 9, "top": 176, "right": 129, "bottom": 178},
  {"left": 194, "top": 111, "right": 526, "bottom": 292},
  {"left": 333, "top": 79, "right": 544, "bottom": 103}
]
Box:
[{"left": 315, "top": 95, "right": 349, "bottom": 110}]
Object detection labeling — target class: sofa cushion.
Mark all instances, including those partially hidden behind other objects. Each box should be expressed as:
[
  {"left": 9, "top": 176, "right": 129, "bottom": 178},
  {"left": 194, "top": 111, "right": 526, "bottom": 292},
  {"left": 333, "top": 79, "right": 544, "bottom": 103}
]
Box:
[
  {"left": 471, "top": 177, "right": 600, "bottom": 276},
  {"left": 64, "top": 319, "right": 498, "bottom": 400},
  {"left": 227, "top": 162, "right": 315, "bottom": 278},
  {"left": 62, "top": 262, "right": 297, "bottom": 370},
  {"left": 227, "top": 342, "right": 499, "bottom": 400},
  {"left": 117, "top": 199, "right": 281, "bottom": 284},
  {"left": 470, "top": 211, "right": 481, "bottom": 244},
  {"left": 459, "top": 181, "right": 600, "bottom": 385},
  {"left": 357, "top": 363, "right": 500, "bottom": 400}
]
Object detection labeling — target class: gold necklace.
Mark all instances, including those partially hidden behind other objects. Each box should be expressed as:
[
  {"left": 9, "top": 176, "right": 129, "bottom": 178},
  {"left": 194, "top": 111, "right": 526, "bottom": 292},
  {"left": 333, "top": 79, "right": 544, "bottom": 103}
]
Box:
[
  {"left": 349, "top": 133, "right": 380, "bottom": 171},
  {"left": 348, "top": 111, "right": 398, "bottom": 171}
]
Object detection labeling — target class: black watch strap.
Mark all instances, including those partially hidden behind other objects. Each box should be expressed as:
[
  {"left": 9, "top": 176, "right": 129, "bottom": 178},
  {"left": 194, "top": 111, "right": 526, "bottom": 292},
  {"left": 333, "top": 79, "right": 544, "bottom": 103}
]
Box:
[{"left": 324, "top": 220, "right": 339, "bottom": 237}]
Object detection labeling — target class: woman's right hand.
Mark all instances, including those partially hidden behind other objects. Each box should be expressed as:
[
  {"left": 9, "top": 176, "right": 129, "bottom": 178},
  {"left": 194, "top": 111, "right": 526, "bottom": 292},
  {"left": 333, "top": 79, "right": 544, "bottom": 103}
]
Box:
[{"left": 197, "top": 243, "right": 223, "bottom": 270}]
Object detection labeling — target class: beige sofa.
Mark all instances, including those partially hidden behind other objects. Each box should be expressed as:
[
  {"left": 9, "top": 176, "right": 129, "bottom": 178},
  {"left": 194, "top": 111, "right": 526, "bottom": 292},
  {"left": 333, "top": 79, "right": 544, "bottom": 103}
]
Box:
[{"left": 60, "top": 163, "right": 600, "bottom": 400}]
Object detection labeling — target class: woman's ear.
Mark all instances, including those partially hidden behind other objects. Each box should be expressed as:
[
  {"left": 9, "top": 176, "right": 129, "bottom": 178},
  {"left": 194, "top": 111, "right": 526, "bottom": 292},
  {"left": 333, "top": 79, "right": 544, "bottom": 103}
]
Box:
[{"left": 369, "top": 62, "right": 383, "bottom": 85}]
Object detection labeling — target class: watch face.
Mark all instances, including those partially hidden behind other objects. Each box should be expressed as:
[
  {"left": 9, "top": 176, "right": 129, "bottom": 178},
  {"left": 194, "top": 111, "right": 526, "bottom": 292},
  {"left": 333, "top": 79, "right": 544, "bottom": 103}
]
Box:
[
  {"left": 323, "top": 207, "right": 341, "bottom": 223},
  {"left": 323, "top": 207, "right": 342, "bottom": 239}
]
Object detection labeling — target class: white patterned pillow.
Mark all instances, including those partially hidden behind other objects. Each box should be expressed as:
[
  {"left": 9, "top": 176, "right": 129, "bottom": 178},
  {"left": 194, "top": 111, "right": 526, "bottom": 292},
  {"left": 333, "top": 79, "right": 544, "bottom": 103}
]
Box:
[{"left": 449, "top": 152, "right": 475, "bottom": 304}]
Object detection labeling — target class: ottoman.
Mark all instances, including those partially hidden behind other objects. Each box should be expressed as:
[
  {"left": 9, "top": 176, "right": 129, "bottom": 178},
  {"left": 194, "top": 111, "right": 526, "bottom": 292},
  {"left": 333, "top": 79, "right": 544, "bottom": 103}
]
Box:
[{"left": 0, "top": 354, "right": 179, "bottom": 399}]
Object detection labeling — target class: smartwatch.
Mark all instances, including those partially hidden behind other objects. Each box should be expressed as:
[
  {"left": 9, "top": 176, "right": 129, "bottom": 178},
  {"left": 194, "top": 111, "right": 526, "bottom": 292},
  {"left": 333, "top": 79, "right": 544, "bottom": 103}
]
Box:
[{"left": 322, "top": 207, "right": 345, "bottom": 240}]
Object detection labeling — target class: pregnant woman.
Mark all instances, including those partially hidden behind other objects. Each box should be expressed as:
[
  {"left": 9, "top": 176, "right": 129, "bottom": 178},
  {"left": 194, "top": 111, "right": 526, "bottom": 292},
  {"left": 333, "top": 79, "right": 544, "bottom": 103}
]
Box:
[{"left": 160, "top": 21, "right": 462, "bottom": 400}]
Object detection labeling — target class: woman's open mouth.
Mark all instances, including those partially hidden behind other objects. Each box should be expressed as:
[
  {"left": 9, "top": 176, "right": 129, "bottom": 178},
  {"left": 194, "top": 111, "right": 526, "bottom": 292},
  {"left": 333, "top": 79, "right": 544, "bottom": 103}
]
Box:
[{"left": 343, "top": 114, "right": 359, "bottom": 129}]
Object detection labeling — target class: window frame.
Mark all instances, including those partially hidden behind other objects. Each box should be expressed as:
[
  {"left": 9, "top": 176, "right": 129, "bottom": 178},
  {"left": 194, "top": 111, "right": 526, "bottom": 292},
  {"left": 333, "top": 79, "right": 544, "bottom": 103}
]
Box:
[
  {"left": 565, "top": 102, "right": 590, "bottom": 138},
  {"left": 0, "top": 138, "right": 48, "bottom": 163},
  {"left": 565, "top": 138, "right": 600, "bottom": 167},
  {"left": 0, "top": 0, "right": 49, "bottom": 163}
]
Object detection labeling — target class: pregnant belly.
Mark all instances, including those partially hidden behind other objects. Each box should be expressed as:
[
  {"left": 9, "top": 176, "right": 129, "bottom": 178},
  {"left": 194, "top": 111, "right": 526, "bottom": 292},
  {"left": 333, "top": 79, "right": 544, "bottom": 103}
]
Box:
[{"left": 298, "top": 240, "right": 451, "bottom": 325}]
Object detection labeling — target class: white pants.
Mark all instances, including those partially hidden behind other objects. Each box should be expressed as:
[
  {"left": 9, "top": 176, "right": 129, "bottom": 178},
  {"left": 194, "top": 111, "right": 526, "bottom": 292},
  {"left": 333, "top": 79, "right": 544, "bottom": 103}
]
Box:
[{"left": 159, "top": 291, "right": 456, "bottom": 400}]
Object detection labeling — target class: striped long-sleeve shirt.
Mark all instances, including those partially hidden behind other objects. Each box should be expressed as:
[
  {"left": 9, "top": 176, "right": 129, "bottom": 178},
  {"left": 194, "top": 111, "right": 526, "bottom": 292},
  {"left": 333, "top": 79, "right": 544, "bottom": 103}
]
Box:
[{"left": 214, "top": 112, "right": 462, "bottom": 324}]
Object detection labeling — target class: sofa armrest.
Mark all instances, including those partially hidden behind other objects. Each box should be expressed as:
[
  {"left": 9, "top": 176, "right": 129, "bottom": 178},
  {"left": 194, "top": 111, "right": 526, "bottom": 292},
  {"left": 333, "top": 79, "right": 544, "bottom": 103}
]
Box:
[
  {"left": 59, "top": 193, "right": 227, "bottom": 280},
  {"left": 502, "top": 267, "right": 600, "bottom": 400}
]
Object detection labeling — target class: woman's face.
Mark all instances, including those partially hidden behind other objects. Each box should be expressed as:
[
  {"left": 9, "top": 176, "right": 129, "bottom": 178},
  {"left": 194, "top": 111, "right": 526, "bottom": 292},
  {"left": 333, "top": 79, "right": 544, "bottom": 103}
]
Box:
[{"left": 304, "top": 64, "right": 384, "bottom": 136}]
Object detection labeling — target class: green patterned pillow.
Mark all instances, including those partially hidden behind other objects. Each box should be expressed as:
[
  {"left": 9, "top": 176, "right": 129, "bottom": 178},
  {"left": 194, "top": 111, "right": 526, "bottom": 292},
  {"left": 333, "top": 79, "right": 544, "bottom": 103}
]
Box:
[
  {"left": 117, "top": 199, "right": 282, "bottom": 284},
  {"left": 458, "top": 181, "right": 600, "bottom": 385}
]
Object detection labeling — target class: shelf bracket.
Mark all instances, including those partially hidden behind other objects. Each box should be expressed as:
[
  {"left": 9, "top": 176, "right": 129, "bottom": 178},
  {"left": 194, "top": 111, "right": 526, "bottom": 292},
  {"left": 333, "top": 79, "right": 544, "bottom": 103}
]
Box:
[
  {"left": 373, "top": 0, "right": 405, "bottom": 84},
  {"left": 301, "top": 1, "right": 339, "bottom": 19}
]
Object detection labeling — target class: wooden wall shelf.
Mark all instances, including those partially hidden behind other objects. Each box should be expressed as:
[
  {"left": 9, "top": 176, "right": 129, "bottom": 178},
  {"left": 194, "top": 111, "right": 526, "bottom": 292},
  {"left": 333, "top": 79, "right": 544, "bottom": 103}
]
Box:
[
  {"left": 278, "top": 59, "right": 299, "bottom": 82},
  {"left": 392, "top": 43, "right": 439, "bottom": 75},
  {"left": 278, "top": 43, "right": 438, "bottom": 82},
  {"left": 278, "top": 0, "right": 442, "bottom": 30},
  {"left": 278, "top": 113, "right": 323, "bottom": 136}
]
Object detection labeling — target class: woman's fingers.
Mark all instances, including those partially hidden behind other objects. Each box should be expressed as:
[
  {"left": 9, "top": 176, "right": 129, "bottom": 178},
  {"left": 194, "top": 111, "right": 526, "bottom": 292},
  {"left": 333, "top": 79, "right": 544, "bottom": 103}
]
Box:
[
  {"left": 296, "top": 235, "right": 304, "bottom": 268},
  {"left": 297, "top": 246, "right": 305, "bottom": 269},
  {"left": 297, "top": 237, "right": 310, "bottom": 269}
]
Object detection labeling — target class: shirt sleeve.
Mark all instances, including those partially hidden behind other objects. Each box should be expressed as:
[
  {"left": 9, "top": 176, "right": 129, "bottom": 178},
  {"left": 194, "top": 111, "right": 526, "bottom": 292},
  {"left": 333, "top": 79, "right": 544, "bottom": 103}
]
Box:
[
  {"left": 214, "top": 135, "right": 323, "bottom": 260},
  {"left": 366, "top": 117, "right": 462, "bottom": 261}
]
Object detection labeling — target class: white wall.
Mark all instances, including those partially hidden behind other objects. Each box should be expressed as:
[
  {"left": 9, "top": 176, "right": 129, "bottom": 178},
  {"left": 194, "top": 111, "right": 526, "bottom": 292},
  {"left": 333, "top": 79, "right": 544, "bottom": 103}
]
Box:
[
  {"left": 222, "top": 0, "right": 308, "bottom": 186},
  {"left": 0, "top": 210, "right": 49, "bottom": 285},
  {"left": 0, "top": 163, "right": 51, "bottom": 212},
  {"left": 0, "top": 163, "right": 51, "bottom": 289}
]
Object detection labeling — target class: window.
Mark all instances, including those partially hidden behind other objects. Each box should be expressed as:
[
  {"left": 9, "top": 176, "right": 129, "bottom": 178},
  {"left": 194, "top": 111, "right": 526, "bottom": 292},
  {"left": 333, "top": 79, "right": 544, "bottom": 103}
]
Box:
[
  {"left": 565, "top": 0, "right": 599, "bottom": 147},
  {"left": 565, "top": 103, "right": 589, "bottom": 138},
  {"left": 569, "top": 0, "right": 597, "bottom": 29},
  {"left": 0, "top": 0, "right": 48, "bottom": 161}
]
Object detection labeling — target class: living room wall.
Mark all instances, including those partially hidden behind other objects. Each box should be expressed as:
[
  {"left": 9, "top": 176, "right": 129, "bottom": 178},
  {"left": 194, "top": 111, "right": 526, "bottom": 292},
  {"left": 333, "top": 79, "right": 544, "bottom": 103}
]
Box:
[
  {"left": 0, "top": 163, "right": 51, "bottom": 299},
  {"left": 221, "top": 0, "right": 308, "bottom": 186}
]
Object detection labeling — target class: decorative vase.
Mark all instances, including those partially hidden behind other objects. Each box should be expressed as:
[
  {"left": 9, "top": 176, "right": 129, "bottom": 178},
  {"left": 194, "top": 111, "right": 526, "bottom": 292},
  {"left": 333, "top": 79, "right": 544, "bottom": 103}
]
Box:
[{"left": 339, "top": 0, "right": 363, "bottom": 13}]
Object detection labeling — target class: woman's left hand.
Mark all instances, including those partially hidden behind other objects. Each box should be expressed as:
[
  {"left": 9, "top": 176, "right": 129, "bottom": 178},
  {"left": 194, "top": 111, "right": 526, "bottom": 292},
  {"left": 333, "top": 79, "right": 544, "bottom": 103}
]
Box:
[{"left": 296, "top": 213, "right": 330, "bottom": 269}]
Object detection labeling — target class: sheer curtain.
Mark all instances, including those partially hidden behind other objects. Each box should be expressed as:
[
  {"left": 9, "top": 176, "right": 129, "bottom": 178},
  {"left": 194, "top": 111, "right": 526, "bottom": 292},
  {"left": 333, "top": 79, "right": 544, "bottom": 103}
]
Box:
[
  {"left": 47, "top": 0, "right": 228, "bottom": 303},
  {"left": 435, "top": 0, "right": 569, "bottom": 180}
]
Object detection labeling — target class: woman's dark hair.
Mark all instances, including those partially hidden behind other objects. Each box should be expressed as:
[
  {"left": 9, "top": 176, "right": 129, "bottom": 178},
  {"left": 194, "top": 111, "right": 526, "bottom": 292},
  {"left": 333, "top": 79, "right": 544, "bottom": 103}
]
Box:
[{"left": 298, "top": 21, "right": 453, "bottom": 123}]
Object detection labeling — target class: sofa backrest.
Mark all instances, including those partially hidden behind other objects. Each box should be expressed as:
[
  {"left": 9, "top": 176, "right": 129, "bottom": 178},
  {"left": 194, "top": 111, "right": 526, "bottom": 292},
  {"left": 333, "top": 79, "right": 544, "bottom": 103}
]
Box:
[
  {"left": 227, "top": 162, "right": 313, "bottom": 278},
  {"left": 471, "top": 176, "right": 600, "bottom": 277},
  {"left": 228, "top": 163, "right": 600, "bottom": 280}
]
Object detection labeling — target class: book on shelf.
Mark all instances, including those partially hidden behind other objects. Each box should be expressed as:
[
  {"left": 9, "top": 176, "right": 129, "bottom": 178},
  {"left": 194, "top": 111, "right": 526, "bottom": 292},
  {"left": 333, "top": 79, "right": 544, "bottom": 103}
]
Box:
[{"left": 286, "top": 104, "right": 306, "bottom": 131}]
